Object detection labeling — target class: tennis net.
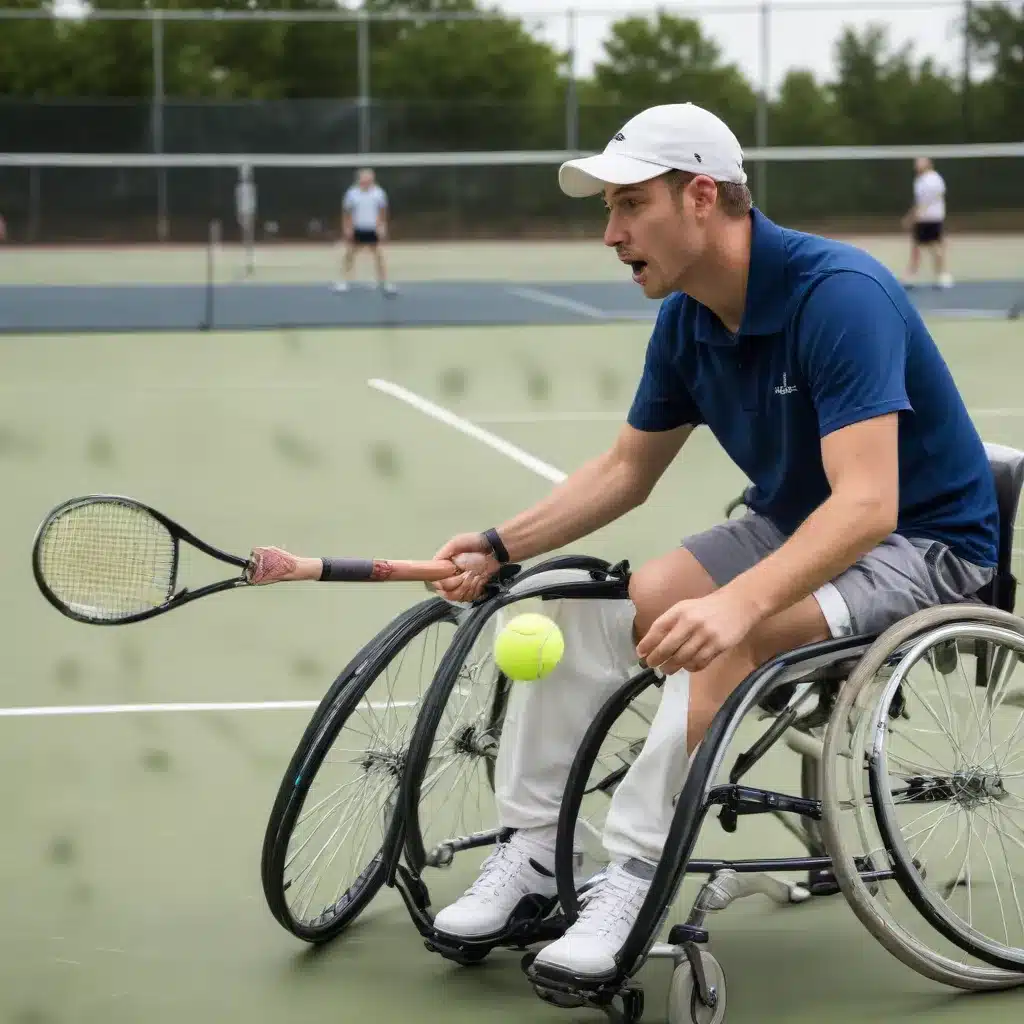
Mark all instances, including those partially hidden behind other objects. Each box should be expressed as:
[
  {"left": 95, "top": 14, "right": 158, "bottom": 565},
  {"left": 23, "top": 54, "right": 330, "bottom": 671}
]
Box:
[{"left": 1, "top": 143, "right": 1022, "bottom": 244}]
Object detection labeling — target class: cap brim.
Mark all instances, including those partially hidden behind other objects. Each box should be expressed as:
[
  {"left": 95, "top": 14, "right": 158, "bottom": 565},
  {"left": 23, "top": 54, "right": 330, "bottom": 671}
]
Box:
[{"left": 558, "top": 152, "right": 672, "bottom": 198}]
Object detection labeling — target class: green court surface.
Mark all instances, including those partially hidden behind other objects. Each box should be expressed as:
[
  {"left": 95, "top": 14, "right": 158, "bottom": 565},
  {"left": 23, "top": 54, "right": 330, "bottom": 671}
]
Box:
[{"left": 2, "top": 314, "right": 1024, "bottom": 1023}]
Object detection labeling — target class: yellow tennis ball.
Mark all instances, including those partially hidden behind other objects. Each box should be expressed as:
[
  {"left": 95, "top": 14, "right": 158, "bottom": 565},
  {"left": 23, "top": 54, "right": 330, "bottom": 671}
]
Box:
[{"left": 494, "top": 612, "right": 564, "bottom": 682}]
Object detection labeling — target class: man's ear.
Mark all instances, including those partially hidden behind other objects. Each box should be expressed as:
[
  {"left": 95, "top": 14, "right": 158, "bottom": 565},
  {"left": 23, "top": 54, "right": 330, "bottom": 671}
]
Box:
[{"left": 689, "top": 175, "right": 719, "bottom": 219}]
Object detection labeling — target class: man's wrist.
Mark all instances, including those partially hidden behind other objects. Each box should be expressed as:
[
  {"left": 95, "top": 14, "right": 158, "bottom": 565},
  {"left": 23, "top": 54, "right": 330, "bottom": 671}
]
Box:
[
  {"left": 719, "top": 570, "right": 780, "bottom": 626},
  {"left": 482, "top": 528, "right": 510, "bottom": 564}
]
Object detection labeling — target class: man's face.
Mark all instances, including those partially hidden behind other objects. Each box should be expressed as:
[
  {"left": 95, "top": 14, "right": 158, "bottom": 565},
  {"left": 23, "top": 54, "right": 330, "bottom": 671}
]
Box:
[
  {"left": 602, "top": 175, "right": 710, "bottom": 299},
  {"left": 359, "top": 171, "right": 374, "bottom": 189}
]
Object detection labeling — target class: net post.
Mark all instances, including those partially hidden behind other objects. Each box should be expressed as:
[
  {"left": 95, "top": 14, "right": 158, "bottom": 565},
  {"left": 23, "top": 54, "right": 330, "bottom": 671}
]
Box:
[
  {"left": 28, "top": 165, "right": 40, "bottom": 243},
  {"left": 202, "top": 219, "right": 221, "bottom": 332}
]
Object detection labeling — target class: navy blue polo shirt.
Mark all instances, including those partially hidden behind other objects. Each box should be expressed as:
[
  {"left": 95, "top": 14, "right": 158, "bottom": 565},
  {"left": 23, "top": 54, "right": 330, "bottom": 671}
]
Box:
[{"left": 627, "top": 208, "right": 998, "bottom": 568}]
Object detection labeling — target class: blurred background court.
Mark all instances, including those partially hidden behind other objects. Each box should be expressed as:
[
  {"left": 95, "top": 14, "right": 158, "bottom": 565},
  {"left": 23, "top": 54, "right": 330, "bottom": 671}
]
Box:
[{"left": 2, "top": 0, "right": 1024, "bottom": 1022}]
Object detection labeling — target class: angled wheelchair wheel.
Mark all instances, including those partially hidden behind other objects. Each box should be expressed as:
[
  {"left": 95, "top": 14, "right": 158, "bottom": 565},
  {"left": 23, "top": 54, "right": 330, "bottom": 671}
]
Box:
[
  {"left": 261, "top": 596, "right": 460, "bottom": 942},
  {"left": 822, "top": 604, "right": 1024, "bottom": 989}
]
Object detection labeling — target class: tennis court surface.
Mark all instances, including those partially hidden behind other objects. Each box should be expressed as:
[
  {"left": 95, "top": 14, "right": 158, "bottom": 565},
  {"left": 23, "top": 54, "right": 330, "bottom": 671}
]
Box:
[
  {"left": 2, "top": 235, "right": 1023, "bottom": 333},
  {"left": 3, "top": 237, "right": 1024, "bottom": 1024}
]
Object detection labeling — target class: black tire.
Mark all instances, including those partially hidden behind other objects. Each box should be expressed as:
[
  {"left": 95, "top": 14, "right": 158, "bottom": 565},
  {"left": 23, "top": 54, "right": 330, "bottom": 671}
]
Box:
[
  {"left": 555, "top": 670, "right": 661, "bottom": 921},
  {"left": 261, "top": 596, "right": 458, "bottom": 942}
]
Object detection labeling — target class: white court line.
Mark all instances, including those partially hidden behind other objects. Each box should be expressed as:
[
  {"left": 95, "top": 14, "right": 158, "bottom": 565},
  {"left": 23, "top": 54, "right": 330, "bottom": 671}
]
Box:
[
  {"left": 0, "top": 700, "right": 418, "bottom": 719},
  {"left": 368, "top": 378, "right": 568, "bottom": 484},
  {"left": 505, "top": 285, "right": 607, "bottom": 319}
]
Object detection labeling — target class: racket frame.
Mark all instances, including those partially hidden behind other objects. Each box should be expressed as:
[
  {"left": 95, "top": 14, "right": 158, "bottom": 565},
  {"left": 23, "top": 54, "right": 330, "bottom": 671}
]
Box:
[{"left": 32, "top": 494, "right": 251, "bottom": 626}]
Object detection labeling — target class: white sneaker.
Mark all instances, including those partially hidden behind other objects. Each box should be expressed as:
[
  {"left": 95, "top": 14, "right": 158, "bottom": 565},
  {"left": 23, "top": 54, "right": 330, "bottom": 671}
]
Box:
[
  {"left": 533, "top": 862, "right": 652, "bottom": 976},
  {"left": 938, "top": 271, "right": 955, "bottom": 289},
  {"left": 332, "top": 281, "right": 350, "bottom": 293},
  {"left": 382, "top": 282, "right": 397, "bottom": 297},
  {"left": 432, "top": 831, "right": 558, "bottom": 940}
]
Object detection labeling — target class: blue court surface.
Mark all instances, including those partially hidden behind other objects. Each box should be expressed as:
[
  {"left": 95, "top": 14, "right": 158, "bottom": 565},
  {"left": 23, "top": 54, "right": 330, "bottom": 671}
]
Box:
[{"left": 1, "top": 277, "right": 1022, "bottom": 333}]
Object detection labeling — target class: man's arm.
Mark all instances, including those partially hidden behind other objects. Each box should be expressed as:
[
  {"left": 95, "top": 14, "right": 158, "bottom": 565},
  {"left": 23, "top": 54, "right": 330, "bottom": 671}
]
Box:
[
  {"left": 723, "top": 412, "right": 899, "bottom": 623},
  {"left": 496, "top": 297, "right": 699, "bottom": 560},
  {"left": 495, "top": 422, "right": 694, "bottom": 563}
]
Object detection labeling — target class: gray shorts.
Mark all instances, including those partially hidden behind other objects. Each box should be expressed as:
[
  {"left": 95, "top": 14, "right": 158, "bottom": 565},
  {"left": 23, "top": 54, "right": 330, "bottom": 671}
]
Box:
[{"left": 683, "top": 513, "right": 994, "bottom": 638}]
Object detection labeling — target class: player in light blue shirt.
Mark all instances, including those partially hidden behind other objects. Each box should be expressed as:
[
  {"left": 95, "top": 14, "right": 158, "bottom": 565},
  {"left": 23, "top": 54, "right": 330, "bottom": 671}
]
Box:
[{"left": 335, "top": 168, "right": 396, "bottom": 296}]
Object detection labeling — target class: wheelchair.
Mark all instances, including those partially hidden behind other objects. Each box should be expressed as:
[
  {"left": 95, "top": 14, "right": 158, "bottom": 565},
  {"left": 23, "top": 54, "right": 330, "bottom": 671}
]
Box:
[{"left": 260, "top": 442, "right": 1024, "bottom": 1023}]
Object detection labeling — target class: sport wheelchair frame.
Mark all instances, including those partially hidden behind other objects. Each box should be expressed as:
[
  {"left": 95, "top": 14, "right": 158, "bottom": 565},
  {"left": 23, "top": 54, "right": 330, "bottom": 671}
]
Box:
[{"left": 261, "top": 443, "right": 1024, "bottom": 1023}]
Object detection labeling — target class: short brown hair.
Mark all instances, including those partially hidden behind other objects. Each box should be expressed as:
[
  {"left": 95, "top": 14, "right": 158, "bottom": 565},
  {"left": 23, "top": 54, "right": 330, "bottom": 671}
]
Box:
[{"left": 665, "top": 170, "right": 752, "bottom": 219}]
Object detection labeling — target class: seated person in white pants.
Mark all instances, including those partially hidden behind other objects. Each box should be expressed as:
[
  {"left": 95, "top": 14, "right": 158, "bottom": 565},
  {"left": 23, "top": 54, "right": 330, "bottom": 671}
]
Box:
[{"left": 428, "top": 103, "right": 999, "bottom": 978}]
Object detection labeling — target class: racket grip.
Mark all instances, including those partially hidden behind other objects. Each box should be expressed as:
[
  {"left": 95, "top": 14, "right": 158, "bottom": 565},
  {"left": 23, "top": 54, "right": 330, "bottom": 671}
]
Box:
[{"left": 319, "top": 558, "right": 457, "bottom": 583}]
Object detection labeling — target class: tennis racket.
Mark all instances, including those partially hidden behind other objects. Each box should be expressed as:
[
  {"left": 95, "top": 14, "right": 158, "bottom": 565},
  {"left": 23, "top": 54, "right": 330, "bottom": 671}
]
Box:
[{"left": 32, "top": 494, "right": 470, "bottom": 627}]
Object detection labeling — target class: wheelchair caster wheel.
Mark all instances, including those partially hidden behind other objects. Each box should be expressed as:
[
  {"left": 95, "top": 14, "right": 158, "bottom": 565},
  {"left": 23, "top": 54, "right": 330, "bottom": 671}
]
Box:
[{"left": 669, "top": 951, "right": 726, "bottom": 1024}]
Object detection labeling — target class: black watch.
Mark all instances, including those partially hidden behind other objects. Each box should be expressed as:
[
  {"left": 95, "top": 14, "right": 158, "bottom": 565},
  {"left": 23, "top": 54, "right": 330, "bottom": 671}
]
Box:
[{"left": 482, "top": 528, "right": 510, "bottom": 564}]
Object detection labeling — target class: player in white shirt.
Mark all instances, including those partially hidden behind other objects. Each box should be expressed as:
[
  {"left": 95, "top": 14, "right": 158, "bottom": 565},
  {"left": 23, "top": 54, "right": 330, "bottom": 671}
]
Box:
[
  {"left": 234, "top": 163, "right": 257, "bottom": 278},
  {"left": 901, "top": 157, "right": 953, "bottom": 289},
  {"left": 334, "top": 168, "right": 396, "bottom": 295}
]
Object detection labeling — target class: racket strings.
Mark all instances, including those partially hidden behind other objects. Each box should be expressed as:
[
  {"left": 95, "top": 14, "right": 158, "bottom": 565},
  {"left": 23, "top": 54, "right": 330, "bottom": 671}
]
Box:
[{"left": 37, "top": 501, "right": 177, "bottom": 620}]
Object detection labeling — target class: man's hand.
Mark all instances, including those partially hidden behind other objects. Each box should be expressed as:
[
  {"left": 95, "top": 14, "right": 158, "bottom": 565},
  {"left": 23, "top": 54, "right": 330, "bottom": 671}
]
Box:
[
  {"left": 636, "top": 589, "right": 762, "bottom": 675},
  {"left": 432, "top": 533, "right": 500, "bottom": 602}
]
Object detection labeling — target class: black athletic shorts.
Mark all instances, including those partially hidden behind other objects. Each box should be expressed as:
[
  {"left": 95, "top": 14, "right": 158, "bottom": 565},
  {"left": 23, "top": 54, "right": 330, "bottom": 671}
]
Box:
[
  {"left": 913, "top": 221, "right": 943, "bottom": 245},
  {"left": 352, "top": 228, "right": 379, "bottom": 246}
]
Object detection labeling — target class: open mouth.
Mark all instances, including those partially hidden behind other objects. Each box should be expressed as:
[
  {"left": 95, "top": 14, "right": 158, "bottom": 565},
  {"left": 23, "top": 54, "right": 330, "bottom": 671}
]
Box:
[{"left": 628, "top": 260, "right": 648, "bottom": 283}]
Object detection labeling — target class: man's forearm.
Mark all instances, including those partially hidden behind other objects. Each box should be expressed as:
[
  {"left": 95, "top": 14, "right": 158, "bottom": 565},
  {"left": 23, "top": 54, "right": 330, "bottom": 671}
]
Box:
[
  {"left": 725, "top": 492, "right": 895, "bottom": 625},
  {"left": 495, "top": 452, "right": 647, "bottom": 562}
]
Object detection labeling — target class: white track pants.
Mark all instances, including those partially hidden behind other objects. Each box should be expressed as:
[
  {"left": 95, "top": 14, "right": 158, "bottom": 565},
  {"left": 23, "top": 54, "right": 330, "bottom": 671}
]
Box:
[{"left": 493, "top": 582, "right": 691, "bottom": 865}]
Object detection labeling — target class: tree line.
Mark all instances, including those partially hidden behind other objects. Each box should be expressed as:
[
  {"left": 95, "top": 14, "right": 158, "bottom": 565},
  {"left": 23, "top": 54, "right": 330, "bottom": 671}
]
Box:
[{"left": 0, "top": 0, "right": 1022, "bottom": 150}]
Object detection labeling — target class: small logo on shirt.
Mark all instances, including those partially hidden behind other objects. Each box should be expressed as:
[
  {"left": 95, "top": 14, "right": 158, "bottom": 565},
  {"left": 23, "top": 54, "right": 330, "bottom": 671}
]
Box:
[{"left": 774, "top": 373, "right": 798, "bottom": 396}]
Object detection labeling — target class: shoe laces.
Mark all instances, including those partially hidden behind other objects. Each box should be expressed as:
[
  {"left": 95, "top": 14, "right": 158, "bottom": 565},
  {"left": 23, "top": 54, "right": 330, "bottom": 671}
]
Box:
[
  {"left": 461, "top": 837, "right": 532, "bottom": 901},
  {"left": 575, "top": 864, "right": 649, "bottom": 939}
]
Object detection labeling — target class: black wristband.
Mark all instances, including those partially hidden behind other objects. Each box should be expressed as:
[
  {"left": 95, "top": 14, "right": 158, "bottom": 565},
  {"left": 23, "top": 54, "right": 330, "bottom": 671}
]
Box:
[{"left": 482, "top": 528, "right": 510, "bottom": 564}]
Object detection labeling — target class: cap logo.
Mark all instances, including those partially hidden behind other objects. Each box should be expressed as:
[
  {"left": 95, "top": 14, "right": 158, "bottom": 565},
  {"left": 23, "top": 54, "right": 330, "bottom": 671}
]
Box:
[
  {"left": 613, "top": 132, "right": 625, "bottom": 142},
  {"left": 694, "top": 153, "right": 702, "bottom": 163}
]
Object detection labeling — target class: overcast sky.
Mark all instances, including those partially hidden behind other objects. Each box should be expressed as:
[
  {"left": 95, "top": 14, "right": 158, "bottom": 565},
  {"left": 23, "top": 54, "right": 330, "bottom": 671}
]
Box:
[{"left": 497, "top": 0, "right": 968, "bottom": 94}]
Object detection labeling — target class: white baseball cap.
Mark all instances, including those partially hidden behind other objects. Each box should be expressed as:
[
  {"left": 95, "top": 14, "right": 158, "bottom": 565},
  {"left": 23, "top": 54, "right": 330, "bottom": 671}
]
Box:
[{"left": 558, "top": 103, "right": 747, "bottom": 198}]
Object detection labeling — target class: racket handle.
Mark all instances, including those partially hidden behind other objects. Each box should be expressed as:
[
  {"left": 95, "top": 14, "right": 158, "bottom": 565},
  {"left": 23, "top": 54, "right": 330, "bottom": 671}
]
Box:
[{"left": 320, "top": 557, "right": 457, "bottom": 583}]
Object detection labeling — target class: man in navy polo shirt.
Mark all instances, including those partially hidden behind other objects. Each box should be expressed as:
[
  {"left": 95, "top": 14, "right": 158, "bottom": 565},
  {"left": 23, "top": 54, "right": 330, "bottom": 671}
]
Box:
[{"left": 427, "top": 104, "right": 998, "bottom": 977}]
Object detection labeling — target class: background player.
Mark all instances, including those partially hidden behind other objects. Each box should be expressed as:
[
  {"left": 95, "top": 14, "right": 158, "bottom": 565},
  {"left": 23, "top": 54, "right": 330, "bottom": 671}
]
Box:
[
  {"left": 901, "top": 156, "right": 953, "bottom": 289},
  {"left": 335, "top": 168, "right": 396, "bottom": 295}
]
